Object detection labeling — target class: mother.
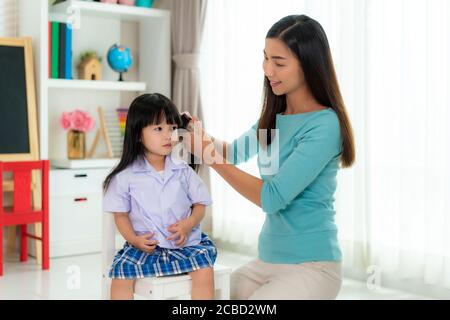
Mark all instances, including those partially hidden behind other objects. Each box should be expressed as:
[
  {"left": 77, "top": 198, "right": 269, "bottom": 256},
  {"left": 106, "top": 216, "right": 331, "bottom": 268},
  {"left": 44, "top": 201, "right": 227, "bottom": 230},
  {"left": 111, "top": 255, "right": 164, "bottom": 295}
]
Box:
[{"left": 183, "top": 14, "right": 355, "bottom": 300}]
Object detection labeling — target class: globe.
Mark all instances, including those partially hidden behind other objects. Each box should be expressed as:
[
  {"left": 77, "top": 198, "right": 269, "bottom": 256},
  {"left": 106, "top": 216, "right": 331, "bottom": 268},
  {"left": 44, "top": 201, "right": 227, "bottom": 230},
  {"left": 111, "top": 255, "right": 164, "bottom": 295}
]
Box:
[{"left": 107, "top": 44, "right": 133, "bottom": 81}]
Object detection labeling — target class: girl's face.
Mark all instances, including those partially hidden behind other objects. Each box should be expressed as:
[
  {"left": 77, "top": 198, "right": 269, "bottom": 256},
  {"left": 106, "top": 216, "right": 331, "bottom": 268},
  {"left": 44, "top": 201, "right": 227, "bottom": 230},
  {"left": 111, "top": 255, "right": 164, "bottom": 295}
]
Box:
[
  {"left": 141, "top": 119, "right": 178, "bottom": 156},
  {"left": 263, "top": 38, "right": 305, "bottom": 96}
]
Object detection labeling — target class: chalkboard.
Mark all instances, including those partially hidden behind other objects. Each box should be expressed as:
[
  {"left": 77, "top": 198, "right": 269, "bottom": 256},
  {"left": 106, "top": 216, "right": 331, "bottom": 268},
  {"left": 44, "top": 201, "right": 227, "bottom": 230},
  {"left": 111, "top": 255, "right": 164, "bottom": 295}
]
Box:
[{"left": 0, "top": 37, "right": 39, "bottom": 161}]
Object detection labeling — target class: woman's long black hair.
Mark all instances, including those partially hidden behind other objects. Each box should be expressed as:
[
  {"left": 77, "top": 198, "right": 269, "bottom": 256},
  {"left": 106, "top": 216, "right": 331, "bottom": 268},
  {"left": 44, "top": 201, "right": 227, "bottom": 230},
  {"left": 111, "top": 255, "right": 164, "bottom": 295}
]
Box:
[
  {"left": 259, "top": 15, "right": 355, "bottom": 168},
  {"left": 103, "top": 93, "right": 197, "bottom": 191}
]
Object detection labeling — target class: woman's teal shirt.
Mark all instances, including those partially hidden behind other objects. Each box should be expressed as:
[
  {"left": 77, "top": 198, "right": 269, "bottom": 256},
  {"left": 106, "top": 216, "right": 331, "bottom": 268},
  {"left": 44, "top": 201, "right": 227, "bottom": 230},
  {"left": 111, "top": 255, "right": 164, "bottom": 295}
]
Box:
[{"left": 228, "top": 108, "right": 342, "bottom": 264}]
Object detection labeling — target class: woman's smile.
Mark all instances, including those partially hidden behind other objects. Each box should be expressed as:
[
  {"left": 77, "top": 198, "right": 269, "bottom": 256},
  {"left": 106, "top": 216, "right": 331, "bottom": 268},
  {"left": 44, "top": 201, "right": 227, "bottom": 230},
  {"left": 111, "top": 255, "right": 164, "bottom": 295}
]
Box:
[{"left": 270, "top": 81, "right": 282, "bottom": 88}]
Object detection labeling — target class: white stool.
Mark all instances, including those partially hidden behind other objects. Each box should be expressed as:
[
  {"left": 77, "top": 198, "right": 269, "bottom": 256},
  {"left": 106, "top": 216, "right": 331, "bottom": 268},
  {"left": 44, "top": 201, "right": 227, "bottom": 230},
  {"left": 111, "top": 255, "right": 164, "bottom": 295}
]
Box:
[{"left": 102, "top": 213, "right": 232, "bottom": 300}]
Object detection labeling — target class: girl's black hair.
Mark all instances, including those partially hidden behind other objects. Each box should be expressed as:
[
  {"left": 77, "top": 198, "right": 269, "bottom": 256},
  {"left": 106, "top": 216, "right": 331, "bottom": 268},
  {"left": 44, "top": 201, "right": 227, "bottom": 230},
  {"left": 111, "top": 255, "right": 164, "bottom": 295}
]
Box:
[{"left": 103, "top": 93, "right": 198, "bottom": 191}]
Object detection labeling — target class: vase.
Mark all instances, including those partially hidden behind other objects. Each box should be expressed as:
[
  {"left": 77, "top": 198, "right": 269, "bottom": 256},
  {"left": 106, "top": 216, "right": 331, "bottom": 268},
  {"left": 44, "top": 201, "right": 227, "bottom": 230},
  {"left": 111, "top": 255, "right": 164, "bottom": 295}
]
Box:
[{"left": 67, "top": 130, "right": 86, "bottom": 159}]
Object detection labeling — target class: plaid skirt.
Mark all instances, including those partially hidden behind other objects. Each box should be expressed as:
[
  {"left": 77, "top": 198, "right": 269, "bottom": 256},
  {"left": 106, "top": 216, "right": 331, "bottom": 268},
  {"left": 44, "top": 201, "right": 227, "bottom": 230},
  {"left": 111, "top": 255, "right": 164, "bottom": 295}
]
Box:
[{"left": 109, "top": 233, "right": 217, "bottom": 279}]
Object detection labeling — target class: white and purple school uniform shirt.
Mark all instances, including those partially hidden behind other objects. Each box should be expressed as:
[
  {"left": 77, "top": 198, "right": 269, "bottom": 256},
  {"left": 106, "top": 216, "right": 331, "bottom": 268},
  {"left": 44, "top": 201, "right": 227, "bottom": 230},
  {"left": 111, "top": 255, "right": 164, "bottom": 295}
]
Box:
[{"left": 103, "top": 154, "right": 212, "bottom": 249}]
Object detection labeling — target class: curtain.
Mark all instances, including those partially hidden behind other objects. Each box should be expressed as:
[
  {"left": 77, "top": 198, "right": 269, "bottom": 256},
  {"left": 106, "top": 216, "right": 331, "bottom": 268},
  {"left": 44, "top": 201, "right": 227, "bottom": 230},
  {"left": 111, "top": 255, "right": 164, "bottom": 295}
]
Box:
[
  {"left": 0, "top": 0, "right": 18, "bottom": 37},
  {"left": 171, "top": 0, "right": 207, "bottom": 114},
  {"left": 364, "top": 0, "right": 450, "bottom": 294},
  {"left": 200, "top": 0, "right": 450, "bottom": 297}
]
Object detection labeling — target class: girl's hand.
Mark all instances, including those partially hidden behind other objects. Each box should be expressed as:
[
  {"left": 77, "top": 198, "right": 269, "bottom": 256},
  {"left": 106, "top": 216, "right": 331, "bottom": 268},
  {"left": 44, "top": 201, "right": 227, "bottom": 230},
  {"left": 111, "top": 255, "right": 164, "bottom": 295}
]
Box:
[
  {"left": 166, "top": 219, "right": 195, "bottom": 247},
  {"left": 130, "top": 232, "right": 159, "bottom": 254}
]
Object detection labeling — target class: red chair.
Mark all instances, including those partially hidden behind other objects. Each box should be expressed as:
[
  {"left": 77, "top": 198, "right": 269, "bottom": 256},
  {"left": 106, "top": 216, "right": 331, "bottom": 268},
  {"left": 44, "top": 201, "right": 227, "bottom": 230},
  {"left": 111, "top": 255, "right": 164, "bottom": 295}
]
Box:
[{"left": 0, "top": 160, "right": 49, "bottom": 276}]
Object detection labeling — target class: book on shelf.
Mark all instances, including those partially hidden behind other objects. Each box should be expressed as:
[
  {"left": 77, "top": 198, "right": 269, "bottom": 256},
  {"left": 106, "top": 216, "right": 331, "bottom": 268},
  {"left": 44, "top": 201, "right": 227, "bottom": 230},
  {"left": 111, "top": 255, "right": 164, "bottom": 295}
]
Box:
[
  {"left": 51, "top": 21, "right": 59, "bottom": 79},
  {"left": 58, "top": 22, "right": 66, "bottom": 79},
  {"left": 65, "top": 24, "right": 72, "bottom": 79},
  {"left": 48, "top": 22, "right": 51, "bottom": 78},
  {"left": 49, "top": 21, "right": 73, "bottom": 80}
]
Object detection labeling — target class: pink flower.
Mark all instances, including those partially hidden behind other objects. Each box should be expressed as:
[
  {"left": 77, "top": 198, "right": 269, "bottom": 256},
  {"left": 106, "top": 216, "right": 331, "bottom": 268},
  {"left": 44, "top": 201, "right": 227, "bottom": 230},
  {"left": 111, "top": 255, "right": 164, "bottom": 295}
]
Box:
[
  {"left": 59, "top": 109, "right": 96, "bottom": 133},
  {"left": 59, "top": 112, "right": 71, "bottom": 130},
  {"left": 83, "top": 115, "right": 96, "bottom": 132},
  {"left": 70, "top": 110, "right": 86, "bottom": 132}
]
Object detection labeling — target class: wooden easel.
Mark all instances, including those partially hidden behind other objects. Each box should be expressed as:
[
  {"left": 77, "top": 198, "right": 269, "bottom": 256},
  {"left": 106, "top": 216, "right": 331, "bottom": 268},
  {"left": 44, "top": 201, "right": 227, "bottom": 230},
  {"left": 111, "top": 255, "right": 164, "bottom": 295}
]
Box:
[
  {"left": 87, "top": 106, "right": 114, "bottom": 159},
  {"left": 0, "top": 37, "right": 41, "bottom": 264}
]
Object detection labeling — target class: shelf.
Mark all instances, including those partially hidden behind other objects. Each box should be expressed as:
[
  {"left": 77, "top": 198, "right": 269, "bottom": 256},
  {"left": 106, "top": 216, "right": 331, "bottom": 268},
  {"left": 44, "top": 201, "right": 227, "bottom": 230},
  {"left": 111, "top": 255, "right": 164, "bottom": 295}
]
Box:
[
  {"left": 51, "top": 0, "right": 169, "bottom": 21},
  {"left": 19, "top": 0, "right": 170, "bottom": 160},
  {"left": 51, "top": 158, "right": 119, "bottom": 169},
  {"left": 48, "top": 79, "right": 146, "bottom": 91}
]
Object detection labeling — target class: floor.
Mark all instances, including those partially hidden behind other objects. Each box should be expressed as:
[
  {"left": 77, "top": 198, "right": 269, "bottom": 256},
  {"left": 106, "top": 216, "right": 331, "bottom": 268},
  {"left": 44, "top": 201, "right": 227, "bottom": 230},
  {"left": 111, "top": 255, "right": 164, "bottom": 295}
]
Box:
[{"left": 0, "top": 249, "right": 434, "bottom": 300}]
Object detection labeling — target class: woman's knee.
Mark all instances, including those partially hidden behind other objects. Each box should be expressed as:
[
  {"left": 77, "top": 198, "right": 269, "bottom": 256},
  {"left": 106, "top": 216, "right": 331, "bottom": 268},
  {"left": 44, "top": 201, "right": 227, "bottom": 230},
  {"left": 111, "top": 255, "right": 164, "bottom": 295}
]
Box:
[
  {"left": 230, "top": 268, "right": 262, "bottom": 300},
  {"left": 248, "top": 263, "right": 342, "bottom": 300}
]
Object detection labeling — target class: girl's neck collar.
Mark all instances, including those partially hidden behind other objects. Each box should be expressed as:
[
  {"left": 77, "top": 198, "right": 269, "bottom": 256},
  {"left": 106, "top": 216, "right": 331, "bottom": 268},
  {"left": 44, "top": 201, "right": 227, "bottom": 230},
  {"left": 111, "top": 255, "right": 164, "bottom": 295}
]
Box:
[{"left": 144, "top": 153, "right": 166, "bottom": 171}]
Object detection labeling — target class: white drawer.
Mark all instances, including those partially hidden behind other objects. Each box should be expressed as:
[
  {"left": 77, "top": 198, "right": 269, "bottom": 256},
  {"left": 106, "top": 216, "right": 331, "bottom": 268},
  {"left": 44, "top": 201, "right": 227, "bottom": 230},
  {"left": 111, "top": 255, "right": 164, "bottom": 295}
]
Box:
[
  {"left": 50, "top": 168, "right": 112, "bottom": 196},
  {"left": 50, "top": 192, "right": 103, "bottom": 257}
]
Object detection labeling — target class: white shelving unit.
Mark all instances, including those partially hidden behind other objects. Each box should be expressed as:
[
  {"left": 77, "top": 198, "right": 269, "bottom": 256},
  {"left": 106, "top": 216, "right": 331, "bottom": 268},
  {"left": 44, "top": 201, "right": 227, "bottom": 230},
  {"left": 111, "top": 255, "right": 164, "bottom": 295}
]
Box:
[
  {"left": 51, "top": 157, "right": 120, "bottom": 169},
  {"left": 48, "top": 79, "right": 146, "bottom": 91},
  {"left": 51, "top": 0, "right": 169, "bottom": 20},
  {"left": 18, "top": 0, "right": 171, "bottom": 257},
  {"left": 19, "top": 0, "right": 171, "bottom": 162}
]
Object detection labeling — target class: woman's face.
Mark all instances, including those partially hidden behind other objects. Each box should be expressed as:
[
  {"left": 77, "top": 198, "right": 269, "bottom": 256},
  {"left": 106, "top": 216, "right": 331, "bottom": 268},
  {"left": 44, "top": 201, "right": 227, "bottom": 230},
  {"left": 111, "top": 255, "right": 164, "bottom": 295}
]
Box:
[
  {"left": 263, "top": 38, "right": 305, "bottom": 96},
  {"left": 141, "top": 119, "right": 178, "bottom": 156}
]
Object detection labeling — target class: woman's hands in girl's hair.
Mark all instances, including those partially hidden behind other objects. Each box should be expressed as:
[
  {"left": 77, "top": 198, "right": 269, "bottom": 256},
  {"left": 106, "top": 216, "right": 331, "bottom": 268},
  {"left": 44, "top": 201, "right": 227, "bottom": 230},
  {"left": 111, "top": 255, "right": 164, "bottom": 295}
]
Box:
[
  {"left": 166, "top": 219, "right": 195, "bottom": 247},
  {"left": 180, "top": 111, "right": 219, "bottom": 166},
  {"left": 180, "top": 111, "right": 199, "bottom": 134},
  {"left": 130, "top": 232, "right": 159, "bottom": 254}
]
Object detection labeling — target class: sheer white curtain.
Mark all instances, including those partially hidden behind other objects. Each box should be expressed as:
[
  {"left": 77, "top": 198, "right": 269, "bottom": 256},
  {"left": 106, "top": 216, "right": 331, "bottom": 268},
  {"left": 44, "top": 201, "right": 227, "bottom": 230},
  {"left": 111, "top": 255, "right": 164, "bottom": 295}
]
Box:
[
  {"left": 366, "top": 0, "right": 450, "bottom": 293},
  {"left": 0, "top": 0, "right": 19, "bottom": 37},
  {"left": 200, "top": 0, "right": 450, "bottom": 296}
]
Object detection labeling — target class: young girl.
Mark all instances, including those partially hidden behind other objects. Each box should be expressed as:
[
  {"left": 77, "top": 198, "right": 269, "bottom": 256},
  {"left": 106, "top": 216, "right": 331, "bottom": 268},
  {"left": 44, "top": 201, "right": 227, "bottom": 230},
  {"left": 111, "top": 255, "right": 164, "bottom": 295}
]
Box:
[{"left": 102, "top": 93, "right": 217, "bottom": 300}]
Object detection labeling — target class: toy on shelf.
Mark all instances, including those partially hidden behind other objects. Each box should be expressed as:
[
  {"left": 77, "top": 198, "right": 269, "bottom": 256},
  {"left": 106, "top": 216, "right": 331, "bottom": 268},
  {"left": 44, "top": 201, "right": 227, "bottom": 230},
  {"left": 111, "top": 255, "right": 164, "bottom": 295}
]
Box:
[
  {"left": 77, "top": 51, "right": 102, "bottom": 80},
  {"left": 107, "top": 44, "right": 133, "bottom": 81},
  {"left": 118, "top": 0, "right": 135, "bottom": 5},
  {"left": 98, "top": 0, "right": 153, "bottom": 7},
  {"left": 136, "top": 0, "right": 153, "bottom": 7},
  {"left": 87, "top": 107, "right": 115, "bottom": 159},
  {"left": 116, "top": 108, "right": 128, "bottom": 137}
]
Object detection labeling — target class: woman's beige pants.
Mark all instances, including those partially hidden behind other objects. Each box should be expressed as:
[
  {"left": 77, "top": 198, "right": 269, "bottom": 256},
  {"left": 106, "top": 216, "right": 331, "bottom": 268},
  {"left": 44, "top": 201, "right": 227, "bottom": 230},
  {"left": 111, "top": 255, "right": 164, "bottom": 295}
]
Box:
[{"left": 230, "top": 258, "right": 342, "bottom": 300}]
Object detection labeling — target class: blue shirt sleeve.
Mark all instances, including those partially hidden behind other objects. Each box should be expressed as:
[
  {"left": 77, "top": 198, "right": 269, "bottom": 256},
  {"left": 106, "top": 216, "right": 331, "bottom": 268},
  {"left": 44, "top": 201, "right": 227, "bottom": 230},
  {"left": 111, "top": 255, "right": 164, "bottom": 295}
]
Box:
[
  {"left": 103, "top": 173, "right": 131, "bottom": 213},
  {"left": 261, "top": 115, "right": 342, "bottom": 215},
  {"left": 186, "top": 167, "right": 213, "bottom": 206},
  {"left": 226, "top": 120, "right": 259, "bottom": 165}
]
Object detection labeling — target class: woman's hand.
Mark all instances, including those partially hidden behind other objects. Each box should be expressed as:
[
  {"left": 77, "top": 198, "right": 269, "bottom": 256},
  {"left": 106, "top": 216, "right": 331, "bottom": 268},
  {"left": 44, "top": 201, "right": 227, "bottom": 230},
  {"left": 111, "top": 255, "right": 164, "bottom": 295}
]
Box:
[
  {"left": 180, "top": 111, "right": 198, "bottom": 132},
  {"left": 166, "top": 218, "right": 195, "bottom": 247},
  {"left": 180, "top": 111, "right": 222, "bottom": 166},
  {"left": 130, "top": 232, "right": 159, "bottom": 254}
]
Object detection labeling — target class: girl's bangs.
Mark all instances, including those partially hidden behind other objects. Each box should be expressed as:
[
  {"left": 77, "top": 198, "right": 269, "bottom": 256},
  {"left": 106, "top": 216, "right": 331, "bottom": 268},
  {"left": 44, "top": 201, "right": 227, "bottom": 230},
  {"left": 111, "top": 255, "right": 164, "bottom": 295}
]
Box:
[{"left": 143, "top": 105, "right": 181, "bottom": 127}]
